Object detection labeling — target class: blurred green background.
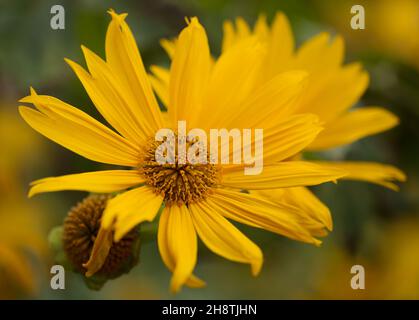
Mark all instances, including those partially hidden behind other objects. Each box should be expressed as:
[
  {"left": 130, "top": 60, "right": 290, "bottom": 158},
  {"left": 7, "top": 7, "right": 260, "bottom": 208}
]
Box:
[{"left": 1, "top": 0, "right": 418, "bottom": 299}]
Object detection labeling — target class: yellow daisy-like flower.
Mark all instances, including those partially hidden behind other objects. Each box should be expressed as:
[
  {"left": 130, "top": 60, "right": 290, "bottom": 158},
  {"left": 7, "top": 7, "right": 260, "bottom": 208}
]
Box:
[
  {"left": 20, "top": 10, "right": 349, "bottom": 292},
  {"left": 151, "top": 12, "right": 406, "bottom": 210},
  {"left": 0, "top": 199, "right": 46, "bottom": 298},
  {"left": 320, "top": 0, "right": 419, "bottom": 71},
  {"left": 0, "top": 109, "right": 47, "bottom": 298},
  {"left": 223, "top": 13, "right": 406, "bottom": 189}
]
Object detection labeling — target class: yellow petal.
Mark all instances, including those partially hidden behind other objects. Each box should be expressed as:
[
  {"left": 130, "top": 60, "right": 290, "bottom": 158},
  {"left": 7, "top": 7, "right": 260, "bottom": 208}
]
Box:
[
  {"left": 158, "top": 207, "right": 205, "bottom": 290},
  {"left": 308, "top": 107, "right": 399, "bottom": 150},
  {"left": 149, "top": 65, "right": 170, "bottom": 108},
  {"left": 101, "top": 186, "right": 163, "bottom": 240},
  {"left": 253, "top": 14, "right": 269, "bottom": 41},
  {"left": 221, "top": 20, "right": 236, "bottom": 52},
  {"left": 158, "top": 205, "right": 202, "bottom": 293},
  {"left": 65, "top": 58, "right": 146, "bottom": 143},
  {"left": 81, "top": 46, "right": 157, "bottom": 141},
  {"left": 160, "top": 38, "right": 177, "bottom": 59},
  {"left": 216, "top": 70, "right": 308, "bottom": 129},
  {"left": 105, "top": 10, "right": 163, "bottom": 132},
  {"left": 209, "top": 188, "right": 321, "bottom": 245},
  {"left": 20, "top": 89, "right": 141, "bottom": 153},
  {"left": 189, "top": 201, "right": 263, "bottom": 275},
  {"left": 222, "top": 161, "right": 347, "bottom": 189},
  {"left": 295, "top": 33, "right": 344, "bottom": 73},
  {"left": 313, "top": 161, "right": 406, "bottom": 191},
  {"left": 220, "top": 113, "right": 321, "bottom": 166},
  {"left": 28, "top": 170, "right": 144, "bottom": 198},
  {"left": 255, "top": 187, "right": 333, "bottom": 233},
  {"left": 202, "top": 38, "right": 264, "bottom": 129},
  {"left": 19, "top": 102, "right": 139, "bottom": 167},
  {"left": 169, "top": 17, "right": 211, "bottom": 126},
  {"left": 298, "top": 62, "right": 369, "bottom": 123},
  {"left": 263, "top": 12, "right": 295, "bottom": 77},
  {"left": 83, "top": 226, "right": 114, "bottom": 277},
  {"left": 150, "top": 65, "right": 170, "bottom": 84},
  {"left": 262, "top": 114, "right": 323, "bottom": 162},
  {"left": 235, "top": 17, "right": 251, "bottom": 39}
]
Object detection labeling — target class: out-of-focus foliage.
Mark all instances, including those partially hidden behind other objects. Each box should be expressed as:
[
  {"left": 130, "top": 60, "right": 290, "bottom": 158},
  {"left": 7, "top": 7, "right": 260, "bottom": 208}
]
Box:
[{"left": 0, "top": 0, "right": 418, "bottom": 299}]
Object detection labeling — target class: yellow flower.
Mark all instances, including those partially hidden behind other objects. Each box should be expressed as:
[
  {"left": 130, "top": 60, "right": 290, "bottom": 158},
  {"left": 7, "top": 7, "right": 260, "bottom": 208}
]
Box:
[
  {"left": 0, "top": 199, "right": 47, "bottom": 299},
  {"left": 0, "top": 109, "right": 48, "bottom": 299},
  {"left": 152, "top": 12, "right": 406, "bottom": 192},
  {"left": 319, "top": 0, "right": 419, "bottom": 71},
  {"left": 311, "top": 218, "right": 419, "bottom": 299},
  {"left": 20, "top": 11, "right": 347, "bottom": 292}
]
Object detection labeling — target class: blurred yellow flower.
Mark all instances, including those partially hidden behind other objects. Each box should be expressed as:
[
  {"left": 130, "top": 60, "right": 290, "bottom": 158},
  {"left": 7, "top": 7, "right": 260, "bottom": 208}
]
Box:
[
  {"left": 152, "top": 13, "right": 405, "bottom": 229},
  {"left": 319, "top": 0, "right": 419, "bottom": 70},
  {"left": 0, "top": 198, "right": 47, "bottom": 299},
  {"left": 375, "top": 219, "right": 419, "bottom": 299},
  {"left": 311, "top": 219, "right": 419, "bottom": 299},
  {"left": 19, "top": 10, "right": 349, "bottom": 293},
  {"left": 154, "top": 12, "right": 405, "bottom": 191},
  {"left": 0, "top": 109, "right": 48, "bottom": 299}
]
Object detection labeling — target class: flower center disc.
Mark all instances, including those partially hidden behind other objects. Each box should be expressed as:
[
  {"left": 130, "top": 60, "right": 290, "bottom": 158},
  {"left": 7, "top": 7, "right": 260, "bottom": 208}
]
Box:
[{"left": 140, "top": 139, "right": 219, "bottom": 206}]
